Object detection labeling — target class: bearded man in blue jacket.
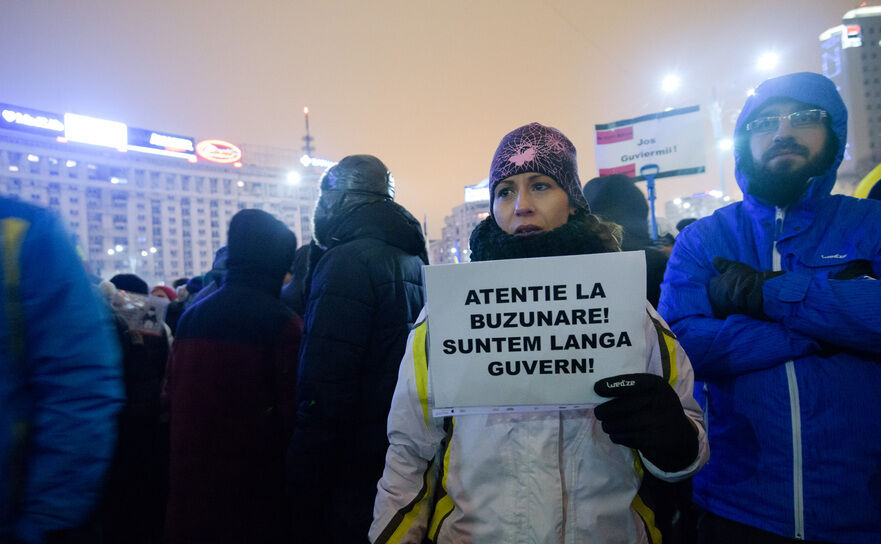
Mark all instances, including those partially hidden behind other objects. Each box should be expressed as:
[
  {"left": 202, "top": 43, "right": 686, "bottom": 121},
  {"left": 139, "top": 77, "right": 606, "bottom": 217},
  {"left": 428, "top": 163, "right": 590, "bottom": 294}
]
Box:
[{"left": 659, "top": 72, "right": 881, "bottom": 543}]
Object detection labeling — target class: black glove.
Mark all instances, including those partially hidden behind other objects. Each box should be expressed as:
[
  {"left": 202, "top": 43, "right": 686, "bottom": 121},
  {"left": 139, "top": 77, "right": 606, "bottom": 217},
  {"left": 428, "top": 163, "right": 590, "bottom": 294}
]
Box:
[
  {"left": 594, "top": 373, "right": 698, "bottom": 473},
  {"left": 708, "top": 257, "right": 784, "bottom": 320},
  {"left": 832, "top": 259, "right": 878, "bottom": 280}
]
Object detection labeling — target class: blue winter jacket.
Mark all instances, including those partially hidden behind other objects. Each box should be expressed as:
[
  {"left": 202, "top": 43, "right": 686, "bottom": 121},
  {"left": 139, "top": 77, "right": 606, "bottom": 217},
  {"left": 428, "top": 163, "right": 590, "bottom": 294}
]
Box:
[
  {"left": 0, "top": 198, "right": 124, "bottom": 544},
  {"left": 659, "top": 72, "right": 881, "bottom": 543}
]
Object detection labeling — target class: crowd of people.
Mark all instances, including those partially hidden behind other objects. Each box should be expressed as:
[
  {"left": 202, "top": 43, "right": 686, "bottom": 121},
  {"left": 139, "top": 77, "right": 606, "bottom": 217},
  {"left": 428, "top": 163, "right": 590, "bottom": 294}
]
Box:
[{"left": 1, "top": 71, "right": 879, "bottom": 544}]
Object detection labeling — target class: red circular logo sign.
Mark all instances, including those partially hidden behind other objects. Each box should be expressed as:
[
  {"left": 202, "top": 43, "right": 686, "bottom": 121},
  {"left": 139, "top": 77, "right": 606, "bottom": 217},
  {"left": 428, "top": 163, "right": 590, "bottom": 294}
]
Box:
[{"left": 195, "top": 139, "right": 243, "bottom": 164}]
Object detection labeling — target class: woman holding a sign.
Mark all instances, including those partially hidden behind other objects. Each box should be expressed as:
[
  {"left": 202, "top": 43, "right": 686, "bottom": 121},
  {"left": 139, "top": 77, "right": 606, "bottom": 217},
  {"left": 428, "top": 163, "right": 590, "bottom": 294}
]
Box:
[{"left": 370, "top": 123, "right": 708, "bottom": 544}]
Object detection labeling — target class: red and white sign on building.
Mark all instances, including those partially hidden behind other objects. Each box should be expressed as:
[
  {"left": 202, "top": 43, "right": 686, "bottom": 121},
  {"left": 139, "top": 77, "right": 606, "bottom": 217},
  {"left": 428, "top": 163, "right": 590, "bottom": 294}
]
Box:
[{"left": 196, "top": 139, "right": 243, "bottom": 166}]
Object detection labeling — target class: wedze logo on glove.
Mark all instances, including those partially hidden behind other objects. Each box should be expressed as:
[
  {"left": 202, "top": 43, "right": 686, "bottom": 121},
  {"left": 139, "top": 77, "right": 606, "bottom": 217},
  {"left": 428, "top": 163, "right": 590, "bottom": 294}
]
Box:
[{"left": 605, "top": 378, "right": 636, "bottom": 388}]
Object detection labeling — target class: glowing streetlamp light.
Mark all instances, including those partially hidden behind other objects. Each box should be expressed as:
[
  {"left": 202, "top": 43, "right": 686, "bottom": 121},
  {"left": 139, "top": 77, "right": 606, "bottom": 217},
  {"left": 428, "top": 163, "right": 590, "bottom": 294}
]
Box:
[
  {"left": 717, "top": 138, "right": 734, "bottom": 151},
  {"left": 661, "top": 74, "right": 681, "bottom": 93},
  {"left": 286, "top": 171, "right": 301, "bottom": 185},
  {"left": 756, "top": 52, "right": 779, "bottom": 72}
]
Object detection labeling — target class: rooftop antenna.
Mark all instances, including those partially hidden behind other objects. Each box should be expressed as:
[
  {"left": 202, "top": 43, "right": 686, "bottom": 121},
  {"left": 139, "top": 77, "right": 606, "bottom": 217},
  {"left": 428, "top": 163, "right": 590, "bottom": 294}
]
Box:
[{"left": 302, "top": 106, "right": 315, "bottom": 158}]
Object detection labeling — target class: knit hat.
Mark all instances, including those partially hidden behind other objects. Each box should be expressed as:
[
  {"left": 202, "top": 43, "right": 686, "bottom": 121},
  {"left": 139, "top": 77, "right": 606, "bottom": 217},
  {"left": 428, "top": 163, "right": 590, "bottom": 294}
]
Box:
[
  {"left": 185, "top": 276, "right": 203, "bottom": 294},
  {"left": 489, "top": 123, "right": 589, "bottom": 214},
  {"left": 110, "top": 273, "right": 149, "bottom": 295},
  {"left": 151, "top": 285, "right": 178, "bottom": 301}
]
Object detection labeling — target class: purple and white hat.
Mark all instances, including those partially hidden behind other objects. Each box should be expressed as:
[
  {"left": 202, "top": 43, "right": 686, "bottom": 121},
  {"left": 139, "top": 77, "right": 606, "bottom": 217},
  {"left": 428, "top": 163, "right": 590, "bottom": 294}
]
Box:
[{"left": 489, "top": 122, "right": 589, "bottom": 214}]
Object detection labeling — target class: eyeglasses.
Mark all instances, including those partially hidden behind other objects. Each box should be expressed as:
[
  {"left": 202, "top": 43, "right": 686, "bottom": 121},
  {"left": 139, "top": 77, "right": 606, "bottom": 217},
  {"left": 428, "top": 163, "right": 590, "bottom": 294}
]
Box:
[{"left": 744, "top": 109, "right": 828, "bottom": 133}]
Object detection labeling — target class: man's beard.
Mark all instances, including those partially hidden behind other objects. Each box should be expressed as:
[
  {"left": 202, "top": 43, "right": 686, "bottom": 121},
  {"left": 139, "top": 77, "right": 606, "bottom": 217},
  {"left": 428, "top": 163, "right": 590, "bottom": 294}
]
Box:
[{"left": 745, "top": 139, "right": 836, "bottom": 207}]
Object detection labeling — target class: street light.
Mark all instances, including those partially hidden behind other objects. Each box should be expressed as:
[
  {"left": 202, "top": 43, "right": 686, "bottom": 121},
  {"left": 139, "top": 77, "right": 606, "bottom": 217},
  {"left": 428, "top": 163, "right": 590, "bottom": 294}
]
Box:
[
  {"left": 661, "top": 74, "right": 681, "bottom": 93},
  {"left": 286, "top": 171, "right": 301, "bottom": 185},
  {"left": 756, "top": 52, "right": 779, "bottom": 72},
  {"left": 717, "top": 138, "right": 734, "bottom": 151}
]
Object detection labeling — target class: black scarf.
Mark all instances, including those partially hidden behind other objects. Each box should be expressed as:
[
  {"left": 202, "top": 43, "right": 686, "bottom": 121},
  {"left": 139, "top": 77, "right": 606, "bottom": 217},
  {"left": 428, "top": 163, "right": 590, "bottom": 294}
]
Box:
[{"left": 469, "top": 210, "right": 616, "bottom": 262}]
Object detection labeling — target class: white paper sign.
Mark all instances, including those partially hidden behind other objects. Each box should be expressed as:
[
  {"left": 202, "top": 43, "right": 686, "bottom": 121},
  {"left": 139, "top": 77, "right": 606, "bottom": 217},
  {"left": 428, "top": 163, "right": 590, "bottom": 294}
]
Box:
[
  {"left": 424, "top": 251, "right": 646, "bottom": 416},
  {"left": 594, "top": 105, "right": 706, "bottom": 180}
]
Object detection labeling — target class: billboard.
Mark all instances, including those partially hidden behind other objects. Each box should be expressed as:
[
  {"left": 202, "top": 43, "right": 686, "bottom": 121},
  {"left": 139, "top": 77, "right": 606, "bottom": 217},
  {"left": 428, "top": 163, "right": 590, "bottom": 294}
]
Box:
[
  {"left": 0, "top": 103, "right": 65, "bottom": 136},
  {"left": 128, "top": 127, "right": 197, "bottom": 161},
  {"left": 63, "top": 113, "right": 127, "bottom": 150},
  {"left": 195, "top": 139, "right": 242, "bottom": 164}
]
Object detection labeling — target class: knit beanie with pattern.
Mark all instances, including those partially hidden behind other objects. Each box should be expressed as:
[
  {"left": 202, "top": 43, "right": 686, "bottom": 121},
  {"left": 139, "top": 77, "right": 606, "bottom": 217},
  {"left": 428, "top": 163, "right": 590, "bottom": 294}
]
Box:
[{"left": 488, "top": 122, "right": 589, "bottom": 215}]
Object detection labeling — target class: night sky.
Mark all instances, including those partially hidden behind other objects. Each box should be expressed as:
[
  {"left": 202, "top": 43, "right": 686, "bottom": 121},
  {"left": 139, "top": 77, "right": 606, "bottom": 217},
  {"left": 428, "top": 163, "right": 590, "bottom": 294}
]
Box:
[{"left": 0, "top": 0, "right": 859, "bottom": 238}]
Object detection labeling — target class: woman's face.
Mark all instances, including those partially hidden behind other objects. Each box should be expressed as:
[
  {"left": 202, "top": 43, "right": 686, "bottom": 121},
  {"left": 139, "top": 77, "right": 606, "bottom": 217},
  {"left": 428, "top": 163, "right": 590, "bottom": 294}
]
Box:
[
  {"left": 492, "top": 173, "right": 574, "bottom": 235},
  {"left": 151, "top": 287, "right": 168, "bottom": 299}
]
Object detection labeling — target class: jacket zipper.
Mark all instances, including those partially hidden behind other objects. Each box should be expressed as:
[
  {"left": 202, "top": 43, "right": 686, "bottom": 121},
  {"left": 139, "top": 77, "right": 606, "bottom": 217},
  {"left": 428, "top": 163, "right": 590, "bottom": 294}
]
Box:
[{"left": 774, "top": 207, "right": 804, "bottom": 540}]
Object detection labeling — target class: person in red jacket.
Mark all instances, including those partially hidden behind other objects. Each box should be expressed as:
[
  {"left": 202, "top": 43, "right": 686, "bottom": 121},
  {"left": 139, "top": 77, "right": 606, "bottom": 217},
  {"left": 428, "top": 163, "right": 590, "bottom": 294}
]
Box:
[{"left": 164, "top": 209, "right": 302, "bottom": 544}]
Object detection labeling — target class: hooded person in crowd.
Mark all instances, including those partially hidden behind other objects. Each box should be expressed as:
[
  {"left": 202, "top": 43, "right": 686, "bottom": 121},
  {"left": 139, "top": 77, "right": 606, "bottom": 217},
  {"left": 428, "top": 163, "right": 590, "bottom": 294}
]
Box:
[
  {"left": 583, "top": 174, "right": 670, "bottom": 309},
  {"left": 659, "top": 72, "right": 881, "bottom": 543},
  {"left": 164, "top": 209, "right": 302, "bottom": 544},
  {"left": 286, "top": 155, "right": 427, "bottom": 544},
  {"left": 371, "top": 123, "right": 708, "bottom": 544}
]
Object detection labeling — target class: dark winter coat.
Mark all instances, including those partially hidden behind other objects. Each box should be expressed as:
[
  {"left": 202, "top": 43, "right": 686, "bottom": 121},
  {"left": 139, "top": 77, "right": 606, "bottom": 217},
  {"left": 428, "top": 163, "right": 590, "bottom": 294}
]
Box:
[
  {"left": 164, "top": 271, "right": 302, "bottom": 543},
  {"left": 287, "top": 199, "right": 427, "bottom": 544}
]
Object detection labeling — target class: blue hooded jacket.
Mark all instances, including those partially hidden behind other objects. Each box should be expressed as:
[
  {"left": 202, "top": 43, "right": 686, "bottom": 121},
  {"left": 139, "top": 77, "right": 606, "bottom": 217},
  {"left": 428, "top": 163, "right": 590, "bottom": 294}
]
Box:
[
  {"left": 0, "top": 198, "right": 123, "bottom": 544},
  {"left": 659, "top": 72, "right": 881, "bottom": 542}
]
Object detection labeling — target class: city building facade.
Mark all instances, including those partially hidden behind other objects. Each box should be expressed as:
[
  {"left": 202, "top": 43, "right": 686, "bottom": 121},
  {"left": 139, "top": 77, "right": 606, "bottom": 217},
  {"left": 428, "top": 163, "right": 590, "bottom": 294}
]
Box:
[
  {"left": 820, "top": 5, "right": 881, "bottom": 189},
  {"left": 663, "top": 190, "right": 732, "bottom": 227},
  {"left": 0, "top": 101, "right": 322, "bottom": 285},
  {"left": 429, "top": 178, "right": 489, "bottom": 264}
]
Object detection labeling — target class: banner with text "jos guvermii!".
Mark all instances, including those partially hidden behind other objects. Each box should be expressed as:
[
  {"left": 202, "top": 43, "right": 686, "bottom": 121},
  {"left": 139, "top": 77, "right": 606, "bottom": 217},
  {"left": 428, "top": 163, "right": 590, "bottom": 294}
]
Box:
[
  {"left": 594, "top": 105, "right": 706, "bottom": 181},
  {"left": 424, "top": 251, "right": 646, "bottom": 416}
]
